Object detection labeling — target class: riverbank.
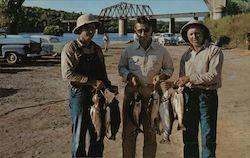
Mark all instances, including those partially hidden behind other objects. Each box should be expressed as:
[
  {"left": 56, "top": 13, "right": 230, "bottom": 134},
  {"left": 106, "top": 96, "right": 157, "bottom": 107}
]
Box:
[{"left": 0, "top": 44, "right": 249, "bottom": 158}]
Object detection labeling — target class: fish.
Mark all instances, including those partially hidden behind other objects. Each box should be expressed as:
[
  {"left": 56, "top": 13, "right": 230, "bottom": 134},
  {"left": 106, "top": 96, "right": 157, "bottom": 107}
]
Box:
[
  {"left": 171, "top": 87, "right": 186, "bottom": 131},
  {"left": 90, "top": 93, "right": 102, "bottom": 141},
  {"left": 147, "top": 88, "right": 161, "bottom": 134},
  {"left": 108, "top": 96, "right": 121, "bottom": 140},
  {"left": 159, "top": 90, "right": 174, "bottom": 144},
  {"left": 129, "top": 91, "right": 143, "bottom": 133},
  {"left": 105, "top": 106, "right": 111, "bottom": 139}
]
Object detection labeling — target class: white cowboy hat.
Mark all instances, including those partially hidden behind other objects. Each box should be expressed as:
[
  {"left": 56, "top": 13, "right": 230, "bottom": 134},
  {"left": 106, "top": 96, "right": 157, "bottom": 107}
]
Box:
[
  {"left": 72, "top": 13, "right": 101, "bottom": 34},
  {"left": 180, "top": 19, "right": 210, "bottom": 43}
]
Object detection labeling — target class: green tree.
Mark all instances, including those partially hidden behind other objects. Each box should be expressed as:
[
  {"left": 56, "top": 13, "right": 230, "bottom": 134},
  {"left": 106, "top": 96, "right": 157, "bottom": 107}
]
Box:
[
  {"left": 227, "top": 0, "right": 250, "bottom": 15},
  {"left": 0, "top": 0, "right": 25, "bottom": 34}
]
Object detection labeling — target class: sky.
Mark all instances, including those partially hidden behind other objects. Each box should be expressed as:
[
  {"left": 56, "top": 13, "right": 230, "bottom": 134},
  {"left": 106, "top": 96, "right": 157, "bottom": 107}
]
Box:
[{"left": 23, "top": 0, "right": 209, "bottom": 15}]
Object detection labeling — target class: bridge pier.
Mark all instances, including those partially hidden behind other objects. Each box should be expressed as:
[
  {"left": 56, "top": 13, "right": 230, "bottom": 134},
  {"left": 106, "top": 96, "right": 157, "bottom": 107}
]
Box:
[
  {"left": 212, "top": 7, "right": 224, "bottom": 20},
  {"left": 169, "top": 17, "right": 175, "bottom": 33},
  {"left": 119, "top": 18, "right": 128, "bottom": 35}
]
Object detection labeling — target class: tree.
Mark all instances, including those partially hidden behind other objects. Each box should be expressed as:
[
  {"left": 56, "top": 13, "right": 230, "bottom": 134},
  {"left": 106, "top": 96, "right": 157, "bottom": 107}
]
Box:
[
  {"left": 226, "top": 0, "right": 250, "bottom": 15},
  {"left": 0, "top": 0, "right": 25, "bottom": 34}
]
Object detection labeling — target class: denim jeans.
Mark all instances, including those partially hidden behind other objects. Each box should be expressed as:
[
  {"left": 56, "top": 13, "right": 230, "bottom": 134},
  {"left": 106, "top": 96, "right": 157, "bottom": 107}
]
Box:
[
  {"left": 183, "top": 88, "right": 218, "bottom": 158},
  {"left": 122, "top": 84, "right": 157, "bottom": 158},
  {"left": 68, "top": 85, "right": 105, "bottom": 158}
]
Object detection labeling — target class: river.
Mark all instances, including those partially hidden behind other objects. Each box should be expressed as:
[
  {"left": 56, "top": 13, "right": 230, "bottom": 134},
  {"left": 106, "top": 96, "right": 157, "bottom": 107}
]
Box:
[{"left": 20, "top": 32, "right": 135, "bottom": 45}]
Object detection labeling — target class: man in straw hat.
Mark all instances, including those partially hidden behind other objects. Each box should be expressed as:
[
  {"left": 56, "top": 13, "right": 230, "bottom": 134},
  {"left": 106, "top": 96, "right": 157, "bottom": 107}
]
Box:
[
  {"left": 175, "top": 19, "right": 224, "bottom": 158},
  {"left": 61, "top": 13, "right": 117, "bottom": 157}
]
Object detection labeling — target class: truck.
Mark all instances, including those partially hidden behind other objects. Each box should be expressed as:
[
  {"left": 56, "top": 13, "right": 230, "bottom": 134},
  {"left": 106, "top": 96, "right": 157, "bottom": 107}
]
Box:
[{"left": 0, "top": 32, "right": 48, "bottom": 64}]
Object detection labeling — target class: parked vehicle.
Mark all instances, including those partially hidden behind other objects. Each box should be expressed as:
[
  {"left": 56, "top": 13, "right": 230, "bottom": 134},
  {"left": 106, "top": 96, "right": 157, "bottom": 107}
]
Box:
[
  {"left": 31, "top": 35, "right": 66, "bottom": 56},
  {"left": 175, "top": 33, "right": 186, "bottom": 45},
  {"left": 158, "top": 33, "right": 177, "bottom": 45},
  {"left": 0, "top": 32, "right": 48, "bottom": 64},
  {"left": 152, "top": 33, "right": 161, "bottom": 42}
]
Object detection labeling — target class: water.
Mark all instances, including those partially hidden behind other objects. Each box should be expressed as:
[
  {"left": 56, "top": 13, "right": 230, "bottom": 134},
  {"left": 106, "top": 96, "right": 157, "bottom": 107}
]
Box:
[
  {"left": 20, "top": 33, "right": 134, "bottom": 45},
  {"left": 62, "top": 33, "right": 134, "bottom": 45}
]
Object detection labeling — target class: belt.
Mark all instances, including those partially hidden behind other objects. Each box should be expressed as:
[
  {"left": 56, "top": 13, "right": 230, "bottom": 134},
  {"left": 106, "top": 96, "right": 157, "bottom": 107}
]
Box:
[
  {"left": 184, "top": 87, "right": 217, "bottom": 93},
  {"left": 70, "top": 82, "right": 93, "bottom": 89},
  {"left": 141, "top": 83, "right": 154, "bottom": 88}
]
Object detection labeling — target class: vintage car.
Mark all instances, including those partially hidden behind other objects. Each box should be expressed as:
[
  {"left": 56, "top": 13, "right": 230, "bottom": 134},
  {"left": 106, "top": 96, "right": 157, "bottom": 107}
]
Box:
[
  {"left": 31, "top": 35, "right": 66, "bottom": 56},
  {"left": 158, "top": 33, "right": 177, "bottom": 45},
  {"left": 175, "top": 33, "right": 186, "bottom": 45},
  {"left": 0, "top": 32, "right": 48, "bottom": 64}
]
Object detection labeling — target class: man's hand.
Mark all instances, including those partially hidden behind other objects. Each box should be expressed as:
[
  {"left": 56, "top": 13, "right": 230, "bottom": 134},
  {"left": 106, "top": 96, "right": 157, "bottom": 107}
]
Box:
[
  {"left": 153, "top": 73, "right": 169, "bottom": 85},
  {"left": 176, "top": 76, "right": 190, "bottom": 87},
  {"left": 160, "top": 80, "right": 175, "bottom": 91},
  {"left": 95, "top": 80, "right": 105, "bottom": 90}
]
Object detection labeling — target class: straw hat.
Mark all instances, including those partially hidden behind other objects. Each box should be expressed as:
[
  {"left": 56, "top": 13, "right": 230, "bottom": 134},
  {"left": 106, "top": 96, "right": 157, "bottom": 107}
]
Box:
[
  {"left": 180, "top": 19, "right": 210, "bottom": 42},
  {"left": 72, "top": 13, "right": 101, "bottom": 34}
]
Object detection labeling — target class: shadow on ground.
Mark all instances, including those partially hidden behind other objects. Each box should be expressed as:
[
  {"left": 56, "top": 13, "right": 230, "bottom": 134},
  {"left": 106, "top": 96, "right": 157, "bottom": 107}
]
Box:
[
  {"left": 0, "top": 88, "right": 19, "bottom": 98},
  {"left": 0, "top": 56, "right": 61, "bottom": 67}
]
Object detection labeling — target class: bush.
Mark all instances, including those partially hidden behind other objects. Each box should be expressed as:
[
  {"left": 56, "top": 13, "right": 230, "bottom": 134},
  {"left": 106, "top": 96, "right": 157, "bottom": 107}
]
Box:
[
  {"left": 43, "top": 25, "right": 63, "bottom": 36},
  {"left": 205, "top": 12, "right": 250, "bottom": 48}
]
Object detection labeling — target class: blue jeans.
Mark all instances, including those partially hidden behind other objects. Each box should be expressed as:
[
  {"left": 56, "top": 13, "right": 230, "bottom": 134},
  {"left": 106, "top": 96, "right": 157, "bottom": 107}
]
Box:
[
  {"left": 183, "top": 88, "right": 218, "bottom": 158},
  {"left": 68, "top": 85, "right": 105, "bottom": 158}
]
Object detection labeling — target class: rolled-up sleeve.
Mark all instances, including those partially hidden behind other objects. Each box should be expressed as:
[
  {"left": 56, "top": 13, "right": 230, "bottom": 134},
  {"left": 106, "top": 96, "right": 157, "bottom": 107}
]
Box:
[
  {"left": 118, "top": 49, "right": 130, "bottom": 82},
  {"left": 61, "top": 42, "right": 88, "bottom": 83},
  {"left": 189, "top": 48, "right": 224, "bottom": 85}
]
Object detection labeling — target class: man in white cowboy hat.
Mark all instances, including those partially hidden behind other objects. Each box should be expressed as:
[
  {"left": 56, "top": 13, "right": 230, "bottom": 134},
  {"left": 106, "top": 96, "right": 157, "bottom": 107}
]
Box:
[
  {"left": 61, "top": 13, "right": 117, "bottom": 158},
  {"left": 175, "top": 19, "right": 224, "bottom": 158}
]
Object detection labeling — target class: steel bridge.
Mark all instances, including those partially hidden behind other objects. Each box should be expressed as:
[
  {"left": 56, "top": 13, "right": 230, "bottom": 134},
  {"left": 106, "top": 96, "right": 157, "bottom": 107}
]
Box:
[
  {"left": 62, "top": 1, "right": 227, "bottom": 34},
  {"left": 99, "top": 2, "right": 154, "bottom": 20}
]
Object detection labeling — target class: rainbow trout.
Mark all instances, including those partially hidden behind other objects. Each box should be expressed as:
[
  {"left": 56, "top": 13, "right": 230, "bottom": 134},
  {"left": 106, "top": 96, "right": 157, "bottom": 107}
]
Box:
[
  {"left": 171, "top": 87, "right": 186, "bottom": 131},
  {"left": 159, "top": 90, "right": 174, "bottom": 144},
  {"left": 90, "top": 94, "right": 102, "bottom": 141}
]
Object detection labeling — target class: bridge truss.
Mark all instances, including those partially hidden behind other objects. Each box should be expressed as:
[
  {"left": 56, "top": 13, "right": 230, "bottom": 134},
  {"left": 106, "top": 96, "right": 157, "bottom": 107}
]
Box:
[{"left": 99, "top": 2, "right": 154, "bottom": 20}]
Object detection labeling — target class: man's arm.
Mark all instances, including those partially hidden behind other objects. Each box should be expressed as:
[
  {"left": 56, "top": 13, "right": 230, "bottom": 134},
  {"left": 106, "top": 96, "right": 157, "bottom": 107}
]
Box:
[
  {"left": 118, "top": 49, "right": 130, "bottom": 82},
  {"left": 61, "top": 42, "right": 89, "bottom": 84},
  {"left": 161, "top": 49, "right": 174, "bottom": 79}
]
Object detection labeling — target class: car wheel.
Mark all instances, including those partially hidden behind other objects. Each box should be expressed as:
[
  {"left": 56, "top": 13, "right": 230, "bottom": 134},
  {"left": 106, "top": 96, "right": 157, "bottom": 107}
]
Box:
[{"left": 6, "top": 52, "right": 19, "bottom": 64}]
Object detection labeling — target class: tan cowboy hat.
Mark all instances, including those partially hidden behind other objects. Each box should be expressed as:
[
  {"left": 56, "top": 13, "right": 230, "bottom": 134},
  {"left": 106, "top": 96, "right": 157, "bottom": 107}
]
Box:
[
  {"left": 72, "top": 13, "right": 101, "bottom": 34},
  {"left": 180, "top": 19, "right": 210, "bottom": 42}
]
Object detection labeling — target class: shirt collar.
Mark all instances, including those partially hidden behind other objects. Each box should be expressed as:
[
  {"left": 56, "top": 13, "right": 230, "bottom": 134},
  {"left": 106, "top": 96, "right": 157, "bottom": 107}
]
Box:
[
  {"left": 188, "top": 39, "right": 210, "bottom": 53},
  {"left": 76, "top": 38, "right": 92, "bottom": 48}
]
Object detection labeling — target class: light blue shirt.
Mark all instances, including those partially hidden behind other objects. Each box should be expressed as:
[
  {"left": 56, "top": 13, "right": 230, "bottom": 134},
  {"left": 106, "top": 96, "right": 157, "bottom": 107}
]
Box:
[{"left": 118, "top": 40, "right": 174, "bottom": 85}]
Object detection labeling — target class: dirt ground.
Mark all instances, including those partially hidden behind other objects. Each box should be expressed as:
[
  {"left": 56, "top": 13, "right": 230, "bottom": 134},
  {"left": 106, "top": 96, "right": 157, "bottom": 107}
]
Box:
[{"left": 0, "top": 44, "right": 249, "bottom": 158}]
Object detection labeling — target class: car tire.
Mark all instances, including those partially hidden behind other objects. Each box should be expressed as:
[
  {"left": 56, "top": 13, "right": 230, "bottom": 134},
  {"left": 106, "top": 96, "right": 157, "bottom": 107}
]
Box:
[{"left": 6, "top": 52, "right": 19, "bottom": 64}]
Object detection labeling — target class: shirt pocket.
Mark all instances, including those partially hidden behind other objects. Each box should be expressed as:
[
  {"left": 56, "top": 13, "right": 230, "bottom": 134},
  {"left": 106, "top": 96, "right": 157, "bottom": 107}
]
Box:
[{"left": 128, "top": 56, "right": 143, "bottom": 70}]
